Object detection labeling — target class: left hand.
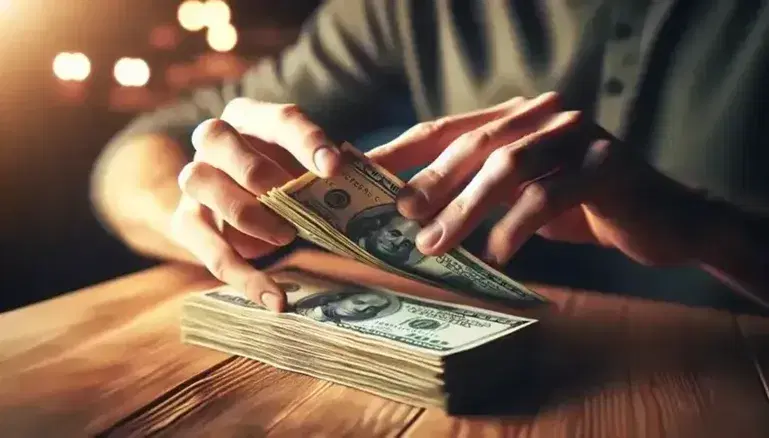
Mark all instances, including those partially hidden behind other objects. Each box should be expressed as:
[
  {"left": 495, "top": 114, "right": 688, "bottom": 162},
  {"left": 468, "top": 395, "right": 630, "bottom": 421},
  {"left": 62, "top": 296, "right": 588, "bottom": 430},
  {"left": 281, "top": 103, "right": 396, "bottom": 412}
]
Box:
[{"left": 368, "top": 92, "right": 709, "bottom": 268}]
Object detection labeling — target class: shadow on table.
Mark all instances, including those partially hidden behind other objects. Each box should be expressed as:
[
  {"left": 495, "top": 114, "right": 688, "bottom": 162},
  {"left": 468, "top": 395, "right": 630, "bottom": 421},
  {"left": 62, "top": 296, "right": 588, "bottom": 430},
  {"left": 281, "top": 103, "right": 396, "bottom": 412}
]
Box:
[
  {"left": 448, "top": 299, "right": 746, "bottom": 417},
  {"left": 251, "top": 225, "right": 763, "bottom": 420}
]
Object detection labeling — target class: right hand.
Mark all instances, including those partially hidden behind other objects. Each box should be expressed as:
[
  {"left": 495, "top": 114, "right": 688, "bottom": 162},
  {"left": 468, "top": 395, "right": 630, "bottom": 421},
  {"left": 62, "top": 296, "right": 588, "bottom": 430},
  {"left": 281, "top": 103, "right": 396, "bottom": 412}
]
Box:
[{"left": 170, "top": 99, "right": 343, "bottom": 312}]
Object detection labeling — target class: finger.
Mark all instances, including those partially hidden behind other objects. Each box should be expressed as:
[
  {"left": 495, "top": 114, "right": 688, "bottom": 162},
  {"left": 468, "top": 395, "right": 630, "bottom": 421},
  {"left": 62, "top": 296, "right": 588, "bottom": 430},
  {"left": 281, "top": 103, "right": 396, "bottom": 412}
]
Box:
[
  {"left": 178, "top": 161, "right": 297, "bottom": 246},
  {"left": 222, "top": 224, "right": 279, "bottom": 260},
  {"left": 171, "top": 196, "right": 286, "bottom": 311},
  {"left": 536, "top": 206, "right": 600, "bottom": 244},
  {"left": 221, "top": 99, "right": 341, "bottom": 178},
  {"left": 412, "top": 111, "right": 581, "bottom": 255},
  {"left": 191, "top": 119, "right": 294, "bottom": 195},
  {"left": 367, "top": 95, "right": 529, "bottom": 172},
  {"left": 241, "top": 134, "right": 307, "bottom": 177},
  {"left": 484, "top": 172, "right": 585, "bottom": 266},
  {"left": 397, "top": 94, "right": 567, "bottom": 220},
  {"left": 412, "top": 143, "right": 522, "bottom": 256}
]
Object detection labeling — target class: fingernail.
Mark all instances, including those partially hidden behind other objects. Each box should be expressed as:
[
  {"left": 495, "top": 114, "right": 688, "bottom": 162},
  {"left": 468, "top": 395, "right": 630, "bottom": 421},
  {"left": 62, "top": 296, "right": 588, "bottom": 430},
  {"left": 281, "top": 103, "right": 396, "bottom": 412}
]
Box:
[
  {"left": 396, "top": 186, "right": 427, "bottom": 218},
  {"left": 191, "top": 120, "right": 211, "bottom": 148},
  {"left": 191, "top": 119, "right": 225, "bottom": 149},
  {"left": 313, "top": 145, "right": 340, "bottom": 177},
  {"left": 268, "top": 227, "right": 297, "bottom": 247},
  {"left": 260, "top": 292, "right": 281, "bottom": 312},
  {"left": 417, "top": 221, "right": 443, "bottom": 250},
  {"left": 482, "top": 249, "right": 500, "bottom": 266}
]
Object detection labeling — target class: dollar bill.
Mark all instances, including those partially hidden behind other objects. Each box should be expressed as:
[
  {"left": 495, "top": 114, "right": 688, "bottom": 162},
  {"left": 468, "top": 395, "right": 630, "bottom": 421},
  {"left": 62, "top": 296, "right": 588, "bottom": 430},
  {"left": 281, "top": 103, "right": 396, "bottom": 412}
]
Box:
[
  {"left": 193, "top": 268, "right": 536, "bottom": 355},
  {"left": 181, "top": 268, "right": 539, "bottom": 410},
  {"left": 260, "top": 142, "right": 547, "bottom": 304}
]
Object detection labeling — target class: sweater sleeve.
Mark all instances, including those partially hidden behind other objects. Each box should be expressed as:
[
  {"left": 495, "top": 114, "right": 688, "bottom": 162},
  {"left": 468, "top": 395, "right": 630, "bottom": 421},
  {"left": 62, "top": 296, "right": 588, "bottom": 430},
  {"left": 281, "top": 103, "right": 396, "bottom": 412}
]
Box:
[{"left": 104, "top": 0, "right": 405, "bottom": 156}]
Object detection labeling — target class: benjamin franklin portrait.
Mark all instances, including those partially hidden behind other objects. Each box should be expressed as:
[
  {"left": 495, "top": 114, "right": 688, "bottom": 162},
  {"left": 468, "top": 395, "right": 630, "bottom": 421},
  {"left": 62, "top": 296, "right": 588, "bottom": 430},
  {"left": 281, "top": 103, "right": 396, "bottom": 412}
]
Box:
[
  {"left": 294, "top": 287, "right": 401, "bottom": 323},
  {"left": 346, "top": 203, "right": 426, "bottom": 268}
]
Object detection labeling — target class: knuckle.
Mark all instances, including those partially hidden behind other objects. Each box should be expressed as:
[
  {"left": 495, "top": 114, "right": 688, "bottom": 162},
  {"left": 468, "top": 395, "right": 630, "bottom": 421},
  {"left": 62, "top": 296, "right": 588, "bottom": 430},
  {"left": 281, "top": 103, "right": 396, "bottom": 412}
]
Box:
[
  {"left": 412, "top": 120, "right": 444, "bottom": 138},
  {"left": 178, "top": 162, "right": 207, "bottom": 193},
  {"left": 443, "top": 195, "right": 474, "bottom": 221},
  {"left": 487, "top": 147, "right": 519, "bottom": 174},
  {"left": 196, "top": 119, "right": 233, "bottom": 146},
  {"left": 457, "top": 130, "right": 490, "bottom": 152},
  {"left": 451, "top": 197, "right": 471, "bottom": 217},
  {"left": 522, "top": 182, "right": 551, "bottom": 213},
  {"left": 276, "top": 103, "right": 303, "bottom": 122},
  {"left": 240, "top": 156, "right": 267, "bottom": 189},
  {"left": 304, "top": 128, "right": 327, "bottom": 146}
]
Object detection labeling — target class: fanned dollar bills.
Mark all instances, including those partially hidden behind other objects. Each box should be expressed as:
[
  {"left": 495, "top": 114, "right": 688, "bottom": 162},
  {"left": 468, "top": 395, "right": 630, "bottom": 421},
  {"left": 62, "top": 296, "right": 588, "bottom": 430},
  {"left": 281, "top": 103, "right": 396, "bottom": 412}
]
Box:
[
  {"left": 182, "top": 268, "right": 538, "bottom": 411},
  {"left": 182, "top": 142, "right": 544, "bottom": 411},
  {"left": 259, "top": 142, "right": 547, "bottom": 304}
]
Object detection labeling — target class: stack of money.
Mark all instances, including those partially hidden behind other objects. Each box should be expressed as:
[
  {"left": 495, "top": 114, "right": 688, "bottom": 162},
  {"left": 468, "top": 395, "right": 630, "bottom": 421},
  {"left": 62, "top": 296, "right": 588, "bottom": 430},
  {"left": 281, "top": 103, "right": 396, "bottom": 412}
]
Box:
[
  {"left": 182, "top": 142, "right": 545, "bottom": 411},
  {"left": 182, "top": 268, "right": 539, "bottom": 411},
  {"left": 259, "top": 142, "right": 547, "bottom": 305}
]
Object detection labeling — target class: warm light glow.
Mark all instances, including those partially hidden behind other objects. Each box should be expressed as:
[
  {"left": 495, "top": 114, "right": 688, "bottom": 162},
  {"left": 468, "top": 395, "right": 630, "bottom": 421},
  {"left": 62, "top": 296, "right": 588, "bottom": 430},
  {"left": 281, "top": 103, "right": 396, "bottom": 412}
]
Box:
[
  {"left": 149, "top": 24, "right": 180, "bottom": 50},
  {"left": 206, "top": 23, "right": 238, "bottom": 52},
  {"left": 203, "top": 0, "right": 231, "bottom": 27},
  {"left": 0, "top": 0, "right": 11, "bottom": 14},
  {"left": 177, "top": 0, "right": 206, "bottom": 31},
  {"left": 53, "top": 52, "right": 91, "bottom": 81},
  {"left": 114, "top": 57, "right": 151, "bottom": 87}
]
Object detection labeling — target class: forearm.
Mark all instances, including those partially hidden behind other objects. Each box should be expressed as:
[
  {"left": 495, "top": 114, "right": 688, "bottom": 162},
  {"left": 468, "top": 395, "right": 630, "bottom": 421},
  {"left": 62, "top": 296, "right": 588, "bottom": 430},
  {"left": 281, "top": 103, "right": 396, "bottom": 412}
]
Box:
[
  {"left": 588, "top": 144, "right": 769, "bottom": 309},
  {"left": 697, "top": 198, "right": 769, "bottom": 309},
  {"left": 91, "top": 134, "right": 200, "bottom": 264},
  {"left": 108, "top": 181, "right": 198, "bottom": 264}
]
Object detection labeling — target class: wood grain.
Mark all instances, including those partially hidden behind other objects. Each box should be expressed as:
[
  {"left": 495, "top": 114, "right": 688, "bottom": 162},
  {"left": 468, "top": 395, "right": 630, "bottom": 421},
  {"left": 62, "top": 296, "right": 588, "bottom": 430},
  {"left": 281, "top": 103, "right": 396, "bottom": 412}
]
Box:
[
  {"left": 105, "top": 356, "right": 421, "bottom": 437},
  {"left": 0, "top": 264, "right": 228, "bottom": 437},
  {"left": 402, "top": 283, "right": 769, "bottom": 438},
  {"left": 2, "top": 249, "right": 769, "bottom": 437},
  {"left": 737, "top": 314, "right": 769, "bottom": 401}
]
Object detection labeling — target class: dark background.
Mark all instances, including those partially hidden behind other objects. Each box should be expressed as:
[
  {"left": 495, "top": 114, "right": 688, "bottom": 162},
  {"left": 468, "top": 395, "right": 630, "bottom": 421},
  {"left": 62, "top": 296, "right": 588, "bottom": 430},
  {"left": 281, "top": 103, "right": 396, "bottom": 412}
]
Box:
[
  {"left": 0, "top": 0, "right": 760, "bottom": 315},
  {"left": 0, "top": 0, "right": 321, "bottom": 312}
]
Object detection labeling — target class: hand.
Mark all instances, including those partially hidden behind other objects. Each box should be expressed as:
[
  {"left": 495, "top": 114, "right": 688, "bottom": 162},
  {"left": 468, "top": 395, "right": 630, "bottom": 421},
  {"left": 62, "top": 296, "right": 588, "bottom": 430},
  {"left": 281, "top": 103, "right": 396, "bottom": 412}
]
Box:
[
  {"left": 369, "top": 92, "right": 707, "bottom": 268},
  {"left": 171, "top": 99, "right": 343, "bottom": 311}
]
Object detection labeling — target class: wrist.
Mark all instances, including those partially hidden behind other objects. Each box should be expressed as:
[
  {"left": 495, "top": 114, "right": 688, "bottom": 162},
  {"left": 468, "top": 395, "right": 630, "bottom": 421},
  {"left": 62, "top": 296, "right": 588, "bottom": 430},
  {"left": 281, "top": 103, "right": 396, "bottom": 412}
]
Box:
[{"left": 695, "top": 195, "right": 769, "bottom": 309}]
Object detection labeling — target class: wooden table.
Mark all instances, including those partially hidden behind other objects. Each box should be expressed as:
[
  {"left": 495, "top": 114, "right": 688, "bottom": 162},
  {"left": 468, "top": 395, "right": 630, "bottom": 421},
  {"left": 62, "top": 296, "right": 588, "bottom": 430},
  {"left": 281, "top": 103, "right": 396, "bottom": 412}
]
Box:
[{"left": 1, "top": 249, "right": 768, "bottom": 437}]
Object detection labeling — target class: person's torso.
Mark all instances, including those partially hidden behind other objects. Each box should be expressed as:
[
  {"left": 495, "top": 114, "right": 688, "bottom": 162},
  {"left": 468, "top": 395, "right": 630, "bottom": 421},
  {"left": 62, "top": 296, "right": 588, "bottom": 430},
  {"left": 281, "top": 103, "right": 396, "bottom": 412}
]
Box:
[
  {"left": 395, "top": 0, "right": 769, "bottom": 213},
  {"left": 381, "top": 0, "right": 768, "bottom": 312}
]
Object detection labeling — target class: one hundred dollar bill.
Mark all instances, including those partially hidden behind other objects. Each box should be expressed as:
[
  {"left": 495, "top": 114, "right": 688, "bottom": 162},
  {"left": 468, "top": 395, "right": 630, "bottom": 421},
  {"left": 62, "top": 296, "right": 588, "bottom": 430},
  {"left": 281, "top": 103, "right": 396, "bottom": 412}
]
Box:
[
  {"left": 186, "top": 269, "right": 537, "bottom": 356},
  {"left": 182, "top": 268, "right": 539, "bottom": 410},
  {"left": 260, "top": 143, "right": 547, "bottom": 304}
]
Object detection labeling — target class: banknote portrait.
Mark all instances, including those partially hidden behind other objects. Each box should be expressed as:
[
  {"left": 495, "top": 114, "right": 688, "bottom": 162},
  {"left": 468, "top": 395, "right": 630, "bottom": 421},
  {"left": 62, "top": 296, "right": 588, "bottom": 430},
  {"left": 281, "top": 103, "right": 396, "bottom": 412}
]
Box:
[
  {"left": 346, "top": 203, "right": 426, "bottom": 268},
  {"left": 295, "top": 287, "right": 401, "bottom": 322}
]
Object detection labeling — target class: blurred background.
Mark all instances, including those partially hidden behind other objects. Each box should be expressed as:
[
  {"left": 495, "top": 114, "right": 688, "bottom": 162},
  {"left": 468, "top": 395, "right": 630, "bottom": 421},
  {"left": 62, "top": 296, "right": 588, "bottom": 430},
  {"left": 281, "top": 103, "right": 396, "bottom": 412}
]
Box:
[
  {"left": 0, "top": 0, "right": 757, "bottom": 315},
  {"left": 0, "top": 0, "right": 322, "bottom": 312}
]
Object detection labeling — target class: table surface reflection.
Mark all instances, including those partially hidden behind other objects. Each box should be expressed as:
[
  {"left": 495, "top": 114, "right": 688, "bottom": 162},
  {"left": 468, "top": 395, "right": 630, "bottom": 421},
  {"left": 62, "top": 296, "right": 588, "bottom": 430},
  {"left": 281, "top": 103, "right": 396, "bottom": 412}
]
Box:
[{"left": 1, "top": 249, "right": 768, "bottom": 437}]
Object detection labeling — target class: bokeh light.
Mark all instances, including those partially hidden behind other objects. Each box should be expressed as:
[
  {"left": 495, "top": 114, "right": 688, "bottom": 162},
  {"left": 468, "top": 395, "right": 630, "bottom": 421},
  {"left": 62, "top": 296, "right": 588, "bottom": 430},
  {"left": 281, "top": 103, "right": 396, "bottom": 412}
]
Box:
[
  {"left": 203, "top": 0, "right": 231, "bottom": 28},
  {"left": 177, "top": 0, "right": 206, "bottom": 32},
  {"left": 206, "top": 23, "right": 238, "bottom": 52},
  {"left": 113, "top": 57, "right": 151, "bottom": 87},
  {"left": 52, "top": 52, "right": 91, "bottom": 81}
]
